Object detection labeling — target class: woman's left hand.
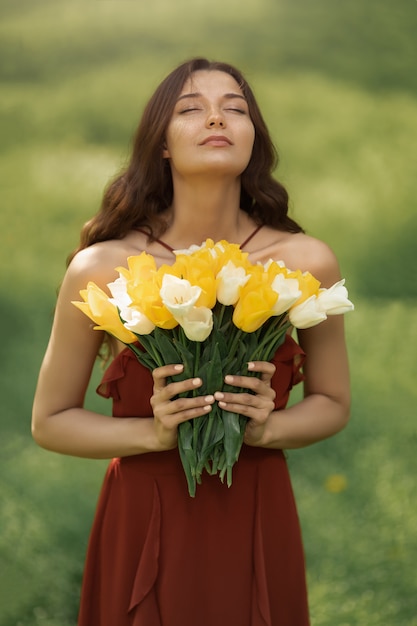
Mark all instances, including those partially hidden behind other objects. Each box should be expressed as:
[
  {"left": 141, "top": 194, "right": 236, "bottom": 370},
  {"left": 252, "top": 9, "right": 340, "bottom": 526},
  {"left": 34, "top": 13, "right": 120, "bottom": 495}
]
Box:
[{"left": 214, "top": 361, "right": 276, "bottom": 447}]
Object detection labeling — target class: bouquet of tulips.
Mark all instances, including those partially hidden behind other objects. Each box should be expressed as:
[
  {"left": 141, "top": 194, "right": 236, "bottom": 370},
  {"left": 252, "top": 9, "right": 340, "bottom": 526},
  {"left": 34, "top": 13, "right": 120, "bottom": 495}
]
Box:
[{"left": 73, "top": 239, "right": 354, "bottom": 496}]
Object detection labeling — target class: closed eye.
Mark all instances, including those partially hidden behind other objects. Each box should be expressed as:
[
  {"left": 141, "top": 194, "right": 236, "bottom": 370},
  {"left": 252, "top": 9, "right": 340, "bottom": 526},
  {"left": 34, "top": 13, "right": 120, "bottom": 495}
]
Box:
[{"left": 179, "top": 107, "right": 201, "bottom": 114}]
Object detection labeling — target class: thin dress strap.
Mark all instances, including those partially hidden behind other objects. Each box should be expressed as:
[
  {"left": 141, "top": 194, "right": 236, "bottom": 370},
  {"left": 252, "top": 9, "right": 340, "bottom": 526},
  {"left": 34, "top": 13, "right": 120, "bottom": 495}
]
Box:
[
  {"left": 135, "top": 225, "right": 263, "bottom": 253},
  {"left": 239, "top": 224, "right": 263, "bottom": 249},
  {"left": 135, "top": 228, "right": 176, "bottom": 253}
]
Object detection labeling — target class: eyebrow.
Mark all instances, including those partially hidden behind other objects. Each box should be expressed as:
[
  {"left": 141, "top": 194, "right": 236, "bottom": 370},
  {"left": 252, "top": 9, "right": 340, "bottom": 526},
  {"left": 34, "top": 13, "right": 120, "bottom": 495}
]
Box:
[{"left": 176, "top": 92, "right": 247, "bottom": 102}]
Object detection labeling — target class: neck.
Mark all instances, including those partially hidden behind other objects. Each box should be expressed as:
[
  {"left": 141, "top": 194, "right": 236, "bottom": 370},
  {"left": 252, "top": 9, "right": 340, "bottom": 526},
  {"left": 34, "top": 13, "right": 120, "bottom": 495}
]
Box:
[{"left": 163, "top": 177, "right": 252, "bottom": 247}]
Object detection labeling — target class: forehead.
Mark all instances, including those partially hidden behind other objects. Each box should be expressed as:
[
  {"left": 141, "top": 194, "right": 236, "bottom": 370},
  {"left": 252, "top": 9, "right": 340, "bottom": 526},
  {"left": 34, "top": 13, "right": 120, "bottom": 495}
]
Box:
[{"left": 179, "top": 70, "right": 244, "bottom": 97}]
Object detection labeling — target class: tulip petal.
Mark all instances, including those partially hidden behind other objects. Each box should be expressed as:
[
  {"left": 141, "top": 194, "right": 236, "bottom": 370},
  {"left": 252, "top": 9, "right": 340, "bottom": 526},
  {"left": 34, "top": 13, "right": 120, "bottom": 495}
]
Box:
[
  {"left": 178, "top": 307, "right": 213, "bottom": 342},
  {"left": 288, "top": 295, "right": 327, "bottom": 329},
  {"left": 317, "top": 280, "right": 355, "bottom": 315},
  {"left": 160, "top": 274, "right": 202, "bottom": 318}
]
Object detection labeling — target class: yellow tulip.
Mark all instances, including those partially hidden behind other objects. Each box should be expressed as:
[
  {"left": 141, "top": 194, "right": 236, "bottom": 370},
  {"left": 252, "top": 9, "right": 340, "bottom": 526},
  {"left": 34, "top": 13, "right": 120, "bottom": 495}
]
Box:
[
  {"left": 213, "top": 240, "right": 250, "bottom": 274},
  {"left": 142, "top": 301, "right": 178, "bottom": 329},
  {"left": 288, "top": 269, "right": 321, "bottom": 306},
  {"left": 115, "top": 254, "right": 176, "bottom": 329},
  {"left": 117, "top": 252, "right": 157, "bottom": 286},
  {"left": 134, "top": 276, "right": 177, "bottom": 329},
  {"left": 168, "top": 256, "right": 217, "bottom": 309},
  {"left": 118, "top": 253, "right": 159, "bottom": 305},
  {"left": 233, "top": 278, "right": 278, "bottom": 332},
  {"left": 72, "top": 282, "right": 137, "bottom": 344},
  {"left": 263, "top": 258, "right": 289, "bottom": 280}
]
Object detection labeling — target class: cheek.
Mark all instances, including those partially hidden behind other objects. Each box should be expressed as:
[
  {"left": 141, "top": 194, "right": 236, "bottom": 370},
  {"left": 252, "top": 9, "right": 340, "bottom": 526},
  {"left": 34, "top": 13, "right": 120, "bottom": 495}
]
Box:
[
  {"left": 164, "top": 120, "right": 193, "bottom": 158},
  {"left": 246, "top": 124, "right": 256, "bottom": 150},
  {"left": 241, "top": 125, "right": 255, "bottom": 162}
]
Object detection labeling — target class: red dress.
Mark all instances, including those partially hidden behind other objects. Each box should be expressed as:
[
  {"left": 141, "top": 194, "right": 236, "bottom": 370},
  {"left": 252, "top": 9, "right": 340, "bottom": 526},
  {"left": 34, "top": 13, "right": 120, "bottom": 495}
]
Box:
[{"left": 78, "top": 335, "right": 310, "bottom": 626}]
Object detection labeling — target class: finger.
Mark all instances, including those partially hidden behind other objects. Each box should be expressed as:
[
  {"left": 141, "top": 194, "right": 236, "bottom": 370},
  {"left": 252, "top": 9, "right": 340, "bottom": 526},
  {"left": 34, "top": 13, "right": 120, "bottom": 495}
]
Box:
[
  {"left": 215, "top": 389, "right": 274, "bottom": 409},
  {"left": 214, "top": 392, "right": 274, "bottom": 422},
  {"left": 247, "top": 361, "right": 276, "bottom": 382},
  {"left": 152, "top": 363, "right": 184, "bottom": 391},
  {"left": 169, "top": 396, "right": 215, "bottom": 422},
  {"left": 152, "top": 394, "right": 215, "bottom": 423},
  {"left": 152, "top": 365, "right": 208, "bottom": 400},
  {"left": 153, "top": 377, "right": 204, "bottom": 403},
  {"left": 223, "top": 373, "right": 276, "bottom": 399}
]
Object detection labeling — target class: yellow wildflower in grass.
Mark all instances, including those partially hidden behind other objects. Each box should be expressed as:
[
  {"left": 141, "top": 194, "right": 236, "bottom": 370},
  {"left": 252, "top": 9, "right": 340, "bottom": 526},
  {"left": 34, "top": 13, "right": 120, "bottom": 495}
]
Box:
[
  {"left": 72, "top": 282, "right": 137, "bottom": 344},
  {"left": 325, "top": 474, "right": 348, "bottom": 493}
]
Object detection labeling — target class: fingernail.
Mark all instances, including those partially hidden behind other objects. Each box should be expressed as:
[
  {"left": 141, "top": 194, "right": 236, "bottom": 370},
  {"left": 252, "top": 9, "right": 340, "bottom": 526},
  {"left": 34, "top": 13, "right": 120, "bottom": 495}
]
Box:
[
  {"left": 214, "top": 391, "right": 224, "bottom": 400},
  {"left": 174, "top": 364, "right": 184, "bottom": 371},
  {"left": 204, "top": 395, "right": 214, "bottom": 403},
  {"left": 193, "top": 378, "right": 201, "bottom": 386},
  {"left": 218, "top": 401, "right": 227, "bottom": 408},
  {"left": 225, "top": 375, "right": 233, "bottom": 383},
  {"left": 247, "top": 362, "right": 255, "bottom": 370}
]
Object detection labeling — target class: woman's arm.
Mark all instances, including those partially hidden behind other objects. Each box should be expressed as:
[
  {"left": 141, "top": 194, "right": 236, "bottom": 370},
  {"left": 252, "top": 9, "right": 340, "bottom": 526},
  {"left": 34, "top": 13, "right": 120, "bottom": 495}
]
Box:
[
  {"left": 32, "top": 247, "right": 214, "bottom": 459},
  {"left": 246, "top": 315, "right": 350, "bottom": 449}
]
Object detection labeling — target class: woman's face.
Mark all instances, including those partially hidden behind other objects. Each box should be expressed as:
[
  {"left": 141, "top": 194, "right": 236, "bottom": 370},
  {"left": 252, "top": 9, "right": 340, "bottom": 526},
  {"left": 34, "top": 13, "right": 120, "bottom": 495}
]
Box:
[{"left": 163, "top": 70, "right": 255, "bottom": 180}]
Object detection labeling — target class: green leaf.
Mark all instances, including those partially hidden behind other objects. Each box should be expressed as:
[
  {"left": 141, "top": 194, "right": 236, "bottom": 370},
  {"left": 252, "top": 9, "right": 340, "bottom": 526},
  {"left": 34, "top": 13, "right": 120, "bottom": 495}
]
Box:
[
  {"left": 172, "top": 337, "right": 196, "bottom": 379},
  {"left": 202, "top": 342, "right": 224, "bottom": 392},
  {"left": 152, "top": 328, "right": 183, "bottom": 364},
  {"left": 221, "top": 408, "right": 246, "bottom": 487},
  {"left": 126, "top": 344, "right": 157, "bottom": 371},
  {"left": 178, "top": 421, "right": 197, "bottom": 497},
  {"left": 195, "top": 404, "right": 224, "bottom": 478}
]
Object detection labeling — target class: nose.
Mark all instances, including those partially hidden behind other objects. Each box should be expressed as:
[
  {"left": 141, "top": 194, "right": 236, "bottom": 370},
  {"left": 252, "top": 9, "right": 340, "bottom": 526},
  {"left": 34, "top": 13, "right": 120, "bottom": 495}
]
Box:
[{"left": 206, "top": 108, "right": 225, "bottom": 128}]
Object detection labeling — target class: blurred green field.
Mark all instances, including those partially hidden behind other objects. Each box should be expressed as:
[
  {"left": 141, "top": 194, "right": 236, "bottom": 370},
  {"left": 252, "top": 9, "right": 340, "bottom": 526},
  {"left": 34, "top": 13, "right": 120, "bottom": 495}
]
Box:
[{"left": 1, "top": 0, "right": 416, "bottom": 624}]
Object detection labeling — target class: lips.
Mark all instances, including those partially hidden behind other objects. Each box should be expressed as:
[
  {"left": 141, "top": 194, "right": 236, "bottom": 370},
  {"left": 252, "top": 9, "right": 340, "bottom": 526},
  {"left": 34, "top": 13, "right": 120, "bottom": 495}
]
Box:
[{"left": 200, "top": 135, "right": 233, "bottom": 146}]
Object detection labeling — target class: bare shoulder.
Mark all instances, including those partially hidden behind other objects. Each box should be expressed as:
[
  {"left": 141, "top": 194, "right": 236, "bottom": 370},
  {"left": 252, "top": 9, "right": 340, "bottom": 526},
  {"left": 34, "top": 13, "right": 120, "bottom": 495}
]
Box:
[
  {"left": 63, "top": 239, "right": 134, "bottom": 294},
  {"left": 287, "top": 232, "right": 340, "bottom": 274},
  {"left": 254, "top": 228, "right": 342, "bottom": 288}
]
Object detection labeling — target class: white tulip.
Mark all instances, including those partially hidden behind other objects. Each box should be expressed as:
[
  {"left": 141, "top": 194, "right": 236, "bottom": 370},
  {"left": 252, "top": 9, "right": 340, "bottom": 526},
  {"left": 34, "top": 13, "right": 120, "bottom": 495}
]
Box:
[
  {"left": 216, "top": 261, "right": 250, "bottom": 306},
  {"left": 108, "top": 277, "right": 155, "bottom": 335},
  {"left": 119, "top": 306, "right": 155, "bottom": 335},
  {"left": 107, "top": 275, "right": 132, "bottom": 309},
  {"left": 289, "top": 295, "right": 328, "bottom": 329},
  {"left": 173, "top": 243, "right": 205, "bottom": 256},
  {"left": 317, "top": 280, "right": 355, "bottom": 315},
  {"left": 160, "top": 274, "right": 202, "bottom": 319},
  {"left": 179, "top": 306, "right": 213, "bottom": 342},
  {"left": 271, "top": 273, "right": 302, "bottom": 315},
  {"left": 263, "top": 258, "right": 286, "bottom": 270}
]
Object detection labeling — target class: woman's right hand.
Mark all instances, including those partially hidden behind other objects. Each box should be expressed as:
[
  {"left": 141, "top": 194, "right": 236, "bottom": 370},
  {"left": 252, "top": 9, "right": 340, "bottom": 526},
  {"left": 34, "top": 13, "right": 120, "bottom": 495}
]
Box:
[{"left": 150, "top": 364, "right": 215, "bottom": 450}]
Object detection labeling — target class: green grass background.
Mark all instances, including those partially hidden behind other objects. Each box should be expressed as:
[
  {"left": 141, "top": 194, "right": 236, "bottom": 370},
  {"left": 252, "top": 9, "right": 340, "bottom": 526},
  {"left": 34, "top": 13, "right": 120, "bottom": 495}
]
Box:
[{"left": 1, "top": 0, "right": 416, "bottom": 624}]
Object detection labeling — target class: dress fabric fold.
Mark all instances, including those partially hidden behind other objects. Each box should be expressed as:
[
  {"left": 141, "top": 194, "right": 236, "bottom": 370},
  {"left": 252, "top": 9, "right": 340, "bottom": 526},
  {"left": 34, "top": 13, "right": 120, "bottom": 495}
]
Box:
[{"left": 78, "top": 334, "right": 310, "bottom": 626}]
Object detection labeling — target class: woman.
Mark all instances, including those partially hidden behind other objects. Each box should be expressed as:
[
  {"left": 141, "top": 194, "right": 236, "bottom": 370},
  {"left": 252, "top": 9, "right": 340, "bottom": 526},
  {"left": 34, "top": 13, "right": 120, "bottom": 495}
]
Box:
[{"left": 32, "top": 58, "right": 351, "bottom": 626}]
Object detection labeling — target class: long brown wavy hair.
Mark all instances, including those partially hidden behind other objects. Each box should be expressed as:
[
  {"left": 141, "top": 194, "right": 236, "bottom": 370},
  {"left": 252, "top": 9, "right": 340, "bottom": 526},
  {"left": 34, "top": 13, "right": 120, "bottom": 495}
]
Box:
[{"left": 68, "top": 57, "right": 303, "bottom": 264}]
